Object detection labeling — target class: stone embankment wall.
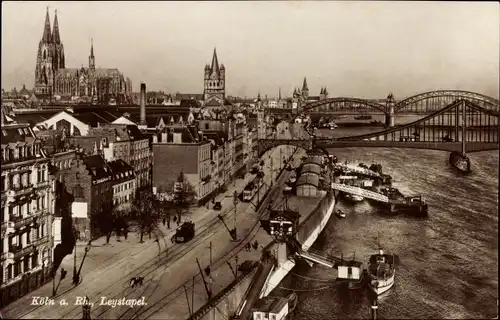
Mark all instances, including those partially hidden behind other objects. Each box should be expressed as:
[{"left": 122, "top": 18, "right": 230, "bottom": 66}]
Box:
[{"left": 195, "top": 267, "right": 258, "bottom": 320}]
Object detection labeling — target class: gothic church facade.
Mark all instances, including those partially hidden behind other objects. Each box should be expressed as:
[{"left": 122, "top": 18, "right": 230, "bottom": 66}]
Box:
[{"left": 34, "top": 9, "right": 132, "bottom": 104}]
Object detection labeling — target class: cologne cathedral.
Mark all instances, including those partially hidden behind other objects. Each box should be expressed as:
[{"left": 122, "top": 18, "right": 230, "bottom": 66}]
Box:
[{"left": 34, "top": 9, "right": 132, "bottom": 104}]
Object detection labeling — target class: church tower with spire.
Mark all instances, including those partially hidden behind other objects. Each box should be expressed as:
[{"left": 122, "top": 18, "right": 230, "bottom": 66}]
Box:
[
  {"left": 89, "top": 38, "right": 95, "bottom": 70},
  {"left": 52, "top": 10, "right": 65, "bottom": 72},
  {"left": 34, "top": 8, "right": 65, "bottom": 98},
  {"left": 203, "top": 48, "right": 226, "bottom": 104},
  {"left": 301, "top": 77, "right": 309, "bottom": 99}
]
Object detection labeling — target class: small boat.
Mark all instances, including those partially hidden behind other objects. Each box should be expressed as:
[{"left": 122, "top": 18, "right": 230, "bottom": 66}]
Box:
[
  {"left": 287, "top": 292, "right": 298, "bottom": 313},
  {"left": 367, "top": 243, "right": 395, "bottom": 295},
  {"left": 336, "top": 210, "right": 346, "bottom": 218},
  {"left": 336, "top": 253, "right": 365, "bottom": 290}
]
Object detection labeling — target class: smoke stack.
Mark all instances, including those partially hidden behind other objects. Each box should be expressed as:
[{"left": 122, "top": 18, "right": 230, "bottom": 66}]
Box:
[{"left": 140, "top": 83, "right": 146, "bottom": 125}]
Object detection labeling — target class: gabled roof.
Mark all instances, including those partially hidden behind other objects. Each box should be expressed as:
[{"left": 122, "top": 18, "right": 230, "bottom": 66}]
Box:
[
  {"left": 180, "top": 99, "right": 202, "bottom": 108},
  {"left": 159, "top": 125, "right": 201, "bottom": 143},
  {"left": 82, "top": 154, "right": 113, "bottom": 182},
  {"left": 205, "top": 99, "right": 224, "bottom": 107},
  {"left": 73, "top": 112, "right": 113, "bottom": 127},
  {"left": 1, "top": 123, "right": 38, "bottom": 146},
  {"left": 11, "top": 112, "right": 57, "bottom": 126},
  {"left": 108, "top": 159, "right": 135, "bottom": 184},
  {"left": 202, "top": 130, "right": 227, "bottom": 146}
]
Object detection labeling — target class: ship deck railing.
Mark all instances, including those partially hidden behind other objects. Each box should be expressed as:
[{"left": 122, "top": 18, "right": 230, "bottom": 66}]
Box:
[
  {"left": 333, "top": 164, "right": 382, "bottom": 178},
  {"left": 331, "top": 183, "right": 389, "bottom": 203}
]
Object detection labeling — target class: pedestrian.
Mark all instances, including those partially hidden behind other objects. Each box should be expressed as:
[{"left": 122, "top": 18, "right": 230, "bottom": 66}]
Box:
[
  {"left": 253, "top": 240, "right": 259, "bottom": 250},
  {"left": 162, "top": 217, "right": 166, "bottom": 226}
]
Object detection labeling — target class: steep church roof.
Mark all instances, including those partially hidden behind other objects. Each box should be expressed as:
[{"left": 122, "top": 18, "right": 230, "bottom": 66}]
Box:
[
  {"left": 52, "top": 10, "right": 61, "bottom": 44},
  {"left": 210, "top": 48, "right": 220, "bottom": 76},
  {"left": 42, "top": 7, "right": 52, "bottom": 42},
  {"left": 302, "top": 77, "right": 309, "bottom": 91},
  {"left": 93, "top": 68, "right": 121, "bottom": 78}
]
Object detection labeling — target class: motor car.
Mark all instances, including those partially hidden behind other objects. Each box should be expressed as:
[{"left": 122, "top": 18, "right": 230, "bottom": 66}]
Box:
[{"left": 213, "top": 202, "right": 222, "bottom": 210}]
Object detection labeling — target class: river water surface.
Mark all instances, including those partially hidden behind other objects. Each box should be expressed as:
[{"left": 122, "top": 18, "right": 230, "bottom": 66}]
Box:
[{"left": 279, "top": 127, "right": 498, "bottom": 319}]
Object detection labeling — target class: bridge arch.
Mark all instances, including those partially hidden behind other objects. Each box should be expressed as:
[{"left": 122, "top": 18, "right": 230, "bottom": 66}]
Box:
[
  {"left": 313, "top": 100, "right": 500, "bottom": 153},
  {"left": 394, "top": 90, "right": 500, "bottom": 114},
  {"left": 302, "top": 97, "right": 388, "bottom": 115}
]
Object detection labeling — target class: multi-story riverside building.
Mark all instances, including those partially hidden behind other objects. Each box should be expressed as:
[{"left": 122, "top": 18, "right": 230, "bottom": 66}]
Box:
[
  {"left": 1, "top": 123, "right": 55, "bottom": 298},
  {"left": 68, "top": 124, "right": 151, "bottom": 190},
  {"left": 108, "top": 159, "right": 136, "bottom": 208},
  {"left": 152, "top": 125, "right": 212, "bottom": 203}
]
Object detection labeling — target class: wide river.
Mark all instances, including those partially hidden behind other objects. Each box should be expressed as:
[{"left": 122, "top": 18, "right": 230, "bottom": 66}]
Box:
[{"left": 278, "top": 126, "right": 498, "bottom": 319}]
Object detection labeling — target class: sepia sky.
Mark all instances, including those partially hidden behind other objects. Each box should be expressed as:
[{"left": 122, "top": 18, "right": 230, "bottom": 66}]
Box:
[{"left": 2, "top": 1, "right": 499, "bottom": 99}]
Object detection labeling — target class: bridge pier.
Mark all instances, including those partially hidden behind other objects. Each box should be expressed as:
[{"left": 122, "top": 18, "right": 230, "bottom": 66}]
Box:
[
  {"left": 449, "top": 152, "right": 471, "bottom": 173},
  {"left": 449, "top": 100, "right": 471, "bottom": 173},
  {"left": 385, "top": 94, "right": 396, "bottom": 127}
]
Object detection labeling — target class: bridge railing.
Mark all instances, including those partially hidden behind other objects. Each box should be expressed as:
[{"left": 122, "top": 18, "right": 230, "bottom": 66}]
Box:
[{"left": 332, "top": 100, "right": 499, "bottom": 143}]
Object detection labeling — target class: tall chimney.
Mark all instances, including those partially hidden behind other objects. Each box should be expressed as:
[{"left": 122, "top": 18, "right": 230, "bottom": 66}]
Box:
[{"left": 140, "top": 83, "right": 146, "bottom": 125}]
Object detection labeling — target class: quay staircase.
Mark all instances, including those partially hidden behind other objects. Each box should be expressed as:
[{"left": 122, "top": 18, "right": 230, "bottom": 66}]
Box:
[
  {"left": 289, "top": 237, "right": 341, "bottom": 268},
  {"left": 296, "top": 247, "right": 341, "bottom": 268},
  {"left": 331, "top": 183, "right": 389, "bottom": 203}
]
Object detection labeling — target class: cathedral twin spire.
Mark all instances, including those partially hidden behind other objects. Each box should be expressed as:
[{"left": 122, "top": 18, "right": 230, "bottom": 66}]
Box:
[{"left": 41, "top": 7, "right": 61, "bottom": 44}]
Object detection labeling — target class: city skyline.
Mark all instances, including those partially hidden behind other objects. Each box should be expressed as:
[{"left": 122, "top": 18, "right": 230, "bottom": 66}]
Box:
[{"left": 1, "top": 1, "right": 499, "bottom": 99}]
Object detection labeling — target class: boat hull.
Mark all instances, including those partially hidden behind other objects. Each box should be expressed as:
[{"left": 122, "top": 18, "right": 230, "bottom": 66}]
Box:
[{"left": 368, "top": 271, "right": 395, "bottom": 295}]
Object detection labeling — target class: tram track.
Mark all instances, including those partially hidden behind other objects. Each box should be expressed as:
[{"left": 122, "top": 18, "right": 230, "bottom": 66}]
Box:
[
  {"left": 69, "top": 148, "right": 297, "bottom": 320},
  {"left": 12, "top": 173, "right": 255, "bottom": 320},
  {"left": 59, "top": 186, "right": 253, "bottom": 320},
  {"left": 124, "top": 158, "right": 295, "bottom": 319}
]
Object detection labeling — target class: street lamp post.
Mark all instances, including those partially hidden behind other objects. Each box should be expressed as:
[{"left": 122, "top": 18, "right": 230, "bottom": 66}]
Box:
[
  {"left": 73, "top": 228, "right": 78, "bottom": 281},
  {"left": 73, "top": 241, "right": 91, "bottom": 286},
  {"left": 232, "top": 191, "right": 238, "bottom": 241}
]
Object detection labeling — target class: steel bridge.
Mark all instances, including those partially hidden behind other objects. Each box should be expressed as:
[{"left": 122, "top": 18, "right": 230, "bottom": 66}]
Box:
[
  {"left": 269, "top": 90, "right": 500, "bottom": 116},
  {"left": 260, "top": 100, "right": 499, "bottom": 155},
  {"left": 314, "top": 100, "right": 500, "bottom": 153}
]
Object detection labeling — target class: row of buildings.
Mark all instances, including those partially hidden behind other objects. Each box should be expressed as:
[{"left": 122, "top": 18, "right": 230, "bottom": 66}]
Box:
[{"left": 0, "top": 88, "right": 265, "bottom": 305}]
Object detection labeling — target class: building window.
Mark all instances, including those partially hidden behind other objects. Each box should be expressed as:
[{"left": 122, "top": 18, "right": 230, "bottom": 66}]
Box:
[
  {"left": 6, "top": 264, "right": 13, "bottom": 281},
  {"left": 32, "top": 252, "right": 38, "bottom": 268},
  {"left": 23, "top": 257, "right": 29, "bottom": 272}
]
